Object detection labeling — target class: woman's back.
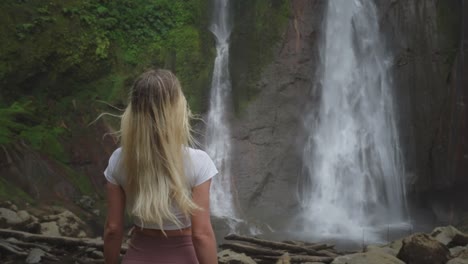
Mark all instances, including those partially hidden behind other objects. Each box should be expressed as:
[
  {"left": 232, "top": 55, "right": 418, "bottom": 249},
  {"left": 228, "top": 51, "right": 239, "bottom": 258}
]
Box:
[
  {"left": 104, "top": 146, "right": 218, "bottom": 230},
  {"left": 103, "top": 69, "right": 218, "bottom": 264}
]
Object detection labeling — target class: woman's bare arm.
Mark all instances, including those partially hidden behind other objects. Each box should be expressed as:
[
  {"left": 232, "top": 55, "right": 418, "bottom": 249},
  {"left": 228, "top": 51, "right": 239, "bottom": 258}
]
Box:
[
  {"left": 191, "top": 179, "right": 218, "bottom": 264},
  {"left": 104, "top": 182, "right": 125, "bottom": 264}
]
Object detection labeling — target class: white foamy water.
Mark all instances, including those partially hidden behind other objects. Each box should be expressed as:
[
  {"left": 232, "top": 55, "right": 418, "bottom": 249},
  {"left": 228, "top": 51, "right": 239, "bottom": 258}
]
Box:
[
  {"left": 205, "top": 0, "right": 239, "bottom": 230},
  {"left": 300, "top": 0, "right": 409, "bottom": 243}
]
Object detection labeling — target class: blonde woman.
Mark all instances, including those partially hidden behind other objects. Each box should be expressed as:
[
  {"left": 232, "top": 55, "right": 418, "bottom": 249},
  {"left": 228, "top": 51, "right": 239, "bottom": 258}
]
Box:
[{"left": 103, "top": 69, "right": 218, "bottom": 264}]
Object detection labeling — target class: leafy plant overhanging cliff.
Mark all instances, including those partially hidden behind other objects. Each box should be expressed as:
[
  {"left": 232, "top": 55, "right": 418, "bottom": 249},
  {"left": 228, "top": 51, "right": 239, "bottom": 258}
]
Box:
[{"left": 0, "top": 0, "right": 215, "bottom": 202}]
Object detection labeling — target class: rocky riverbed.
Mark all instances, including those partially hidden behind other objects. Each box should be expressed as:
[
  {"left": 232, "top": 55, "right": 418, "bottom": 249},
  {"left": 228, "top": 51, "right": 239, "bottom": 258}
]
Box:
[{"left": 1, "top": 202, "right": 468, "bottom": 264}]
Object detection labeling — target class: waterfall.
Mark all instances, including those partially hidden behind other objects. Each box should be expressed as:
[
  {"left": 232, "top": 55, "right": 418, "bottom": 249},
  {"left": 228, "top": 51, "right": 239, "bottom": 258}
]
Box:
[
  {"left": 205, "top": 0, "right": 239, "bottom": 229},
  {"left": 300, "top": 0, "right": 409, "bottom": 242}
]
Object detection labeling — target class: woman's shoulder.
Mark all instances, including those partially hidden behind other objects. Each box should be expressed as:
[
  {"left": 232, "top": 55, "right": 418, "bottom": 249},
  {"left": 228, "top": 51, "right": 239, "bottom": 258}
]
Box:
[
  {"left": 111, "top": 147, "right": 123, "bottom": 156},
  {"left": 108, "top": 147, "right": 123, "bottom": 163},
  {"left": 185, "top": 147, "right": 209, "bottom": 159}
]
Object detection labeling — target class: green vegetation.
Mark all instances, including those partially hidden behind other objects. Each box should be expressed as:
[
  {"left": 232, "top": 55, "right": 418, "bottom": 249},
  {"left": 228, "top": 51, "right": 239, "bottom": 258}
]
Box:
[
  {"left": 230, "top": 0, "right": 290, "bottom": 114},
  {"left": 0, "top": 0, "right": 290, "bottom": 202},
  {"left": 0, "top": 0, "right": 214, "bottom": 152},
  {"left": 0, "top": 177, "right": 34, "bottom": 203},
  {"left": 61, "top": 164, "right": 95, "bottom": 196},
  {"left": 0, "top": 0, "right": 214, "bottom": 201}
]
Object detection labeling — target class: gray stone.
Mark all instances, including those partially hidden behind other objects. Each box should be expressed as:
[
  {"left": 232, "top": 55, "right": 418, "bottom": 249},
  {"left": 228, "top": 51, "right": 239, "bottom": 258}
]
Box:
[
  {"left": 40, "top": 221, "right": 60, "bottom": 236},
  {"left": 90, "top": 250, "right": 104, "bottom": 259},
  {"left": 431, "top": 226, "right": 464, "bottom": 246},
  {"left": 397, "top": 233, "right": 450, "bottom": 264},
  {"left": 447, "top": 258, "right": 468, "bottom": 264},
  {"left": 276, "top": 253, "right": 290, "bottom": 264},
  {"left": 9, "top": 204, "right": 18, "bottom": 211},
  {"left": 331, "top": 251, "right": 404, "bottom": 264},
  {"left": 17, "top": 210, "right": 31, "bottom": 222},
  {"left": 43, "top": 210, "right": 86, "bottom": 237},
  {"left": 364, "top": 239, "right": 404, "bottom": 260},
  {"left": 77, "top": 195, "right": 95, "bottom": 210},
  {"left": 0, "top": 208, "right": 24, "bottom": 225},
  {"left": 26, "top": 248, "right": 45, "bottom": 264},
  {"left": 456, "top": 247, "right": 468, "bottom": 260},
  {"left": 218, "top": 249, "right": 257, "bottom": 264},
  {"left": 450, "top": 246, "right": 467, "bottom": 257}
]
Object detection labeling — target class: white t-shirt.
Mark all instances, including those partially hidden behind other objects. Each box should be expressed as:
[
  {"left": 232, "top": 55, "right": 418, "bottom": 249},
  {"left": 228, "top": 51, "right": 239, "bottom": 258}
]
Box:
[{"left": 104, "top": 147, "right": 218, "bottom": 230}]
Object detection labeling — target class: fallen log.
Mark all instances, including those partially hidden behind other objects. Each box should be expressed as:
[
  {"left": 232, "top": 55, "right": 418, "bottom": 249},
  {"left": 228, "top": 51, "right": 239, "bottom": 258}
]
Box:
[
  {"left": 220, "top": 241, "right": 285, "bottom": 256},
  {"left": 6, "top": 237, "right": 51, "bottom": 251},
  {"left": 225, "top": 233, "right": 335, "bottom": 256},
  {"left": 282, "top": 239, "right": 335, "bottom": 251},
  {"left": 256, "top": 254, "right": 334, "bottom": 263},
  {"left": 317, "top": 249, "right": 339, "bottom": 258},
  {"left": 0, "top": 239, "right": 27, "bottom": 256},
  {"left": 0, "top": 228, "right": 127, "bottom": 253},
  {"left": 309, "top": 243, "right": 335, "bottom": 251}
]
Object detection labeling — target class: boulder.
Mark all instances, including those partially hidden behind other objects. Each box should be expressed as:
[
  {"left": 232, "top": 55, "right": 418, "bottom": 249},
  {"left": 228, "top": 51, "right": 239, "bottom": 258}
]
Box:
[
  {"left": 331, "top": 251, "right": 404, "bottom": 264},
  {"left": 366, "top": 239, "right": 402, "bottom": 257},
  {"left": 218, "top": 249, "right": 257, "bottom": 264},
  {"left": 397, "top": 233, "right": 450, "bottom": 264},
  {"left": 17, "top": 210, "right": 31, "bottom": 222},
  {"left": 447, "top": 259, "right": 468, "bottom": 264},
  {"left": 276, "top": 253, "right": 290, "bottom": 264},
  {"left": 431, "top": 226, "right": 464, "bottom": 245},
  {"left": 451, "top": 246, "right": 467, "bottom": 257},
  {"left": 76, "top": 195, "right": 95, "bottom": 210},
  {"left": 43, "top": 210, "right": 86, "bottom": 237},
  {"left": 450, "top": 233, "right": 468, "bottom": 248},
  {"left": 0, "top": 208, "right": 25, "bottom": 226},
  {"left": 25, "top": 248, "right": 46, "bottom": 264},
  {"left": 455, "top": 247, "right": 468, "bottom": 260},
  {"left": 40, "top": 221, "right": 61, "bottom": 236}
]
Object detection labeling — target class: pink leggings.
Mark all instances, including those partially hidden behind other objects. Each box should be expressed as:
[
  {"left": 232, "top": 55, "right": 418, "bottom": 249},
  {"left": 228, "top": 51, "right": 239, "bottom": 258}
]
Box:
[{"left": 122, "top": 232, "right": 199, "bottom": 264}]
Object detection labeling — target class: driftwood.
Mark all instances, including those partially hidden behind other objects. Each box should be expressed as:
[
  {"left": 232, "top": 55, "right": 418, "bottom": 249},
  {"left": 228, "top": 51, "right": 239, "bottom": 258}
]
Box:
[
  {"left": 282, "top": 239, "right": 335, "bottom": 251},
  {"left": 221, "top": 241, "right": 286, "bottom": 256},
  {"left": 6, "top": 237, "right": 51, "bottom": 251},
  {"left": 317, "top": 249, "right": 339, "bottom": 258},
  {"left": 225, "top": 233, "right": 335, "bottom": 256},
  {"left": 0, "top": 228, "right": 128, "bottom": 262},
  {"left": 223, "top": 234, "right": 342, "bottom": 263},
  {"left": 257, "top": 254, "right": 334, "bottom": 263},
  {"left": 0, "top": 228, "right": 127, "bottom": 253},
  {"left": 0, "top": 239, "right": 28, "bottom": 256}
]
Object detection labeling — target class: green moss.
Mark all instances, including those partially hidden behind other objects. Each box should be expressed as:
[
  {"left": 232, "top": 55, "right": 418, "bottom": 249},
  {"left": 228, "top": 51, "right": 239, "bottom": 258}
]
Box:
[
  {"left": 230, "top": 0, "right": 290, "bottom": 114},
  {"left": 61, "top": 163, "right": 95, "bottom": 196},
  {"left": 0, "top": 177, "right": 34, "bottom": 203},
  {"left": 164, "top": 26, "right": 214, "bottom": 113},
  {"left": 0, "top": 0, "right": 217, "bottom": 206},
  {"left": 20, "top": 125, "right": 67, "bottom": 162},
  {"left": 0, "top": 101, "right": 31, "bottom": 145}
]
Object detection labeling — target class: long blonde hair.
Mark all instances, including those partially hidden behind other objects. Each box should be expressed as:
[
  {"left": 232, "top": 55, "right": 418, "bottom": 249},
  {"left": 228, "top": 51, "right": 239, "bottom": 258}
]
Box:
[{"left": 120, "top": 69, "right": 198, "bottom": 229}]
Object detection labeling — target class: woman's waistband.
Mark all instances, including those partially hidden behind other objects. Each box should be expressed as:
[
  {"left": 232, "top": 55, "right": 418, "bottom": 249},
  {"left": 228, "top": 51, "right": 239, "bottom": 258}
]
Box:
[{"left": 131, "top": 225, "right": 192, "bottom": 237}]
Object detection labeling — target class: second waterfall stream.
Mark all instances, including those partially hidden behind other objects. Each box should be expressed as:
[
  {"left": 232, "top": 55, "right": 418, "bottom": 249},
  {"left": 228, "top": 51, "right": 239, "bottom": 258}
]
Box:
[{"left": 205, "top": 0, "right": 239, "bottom": 231}]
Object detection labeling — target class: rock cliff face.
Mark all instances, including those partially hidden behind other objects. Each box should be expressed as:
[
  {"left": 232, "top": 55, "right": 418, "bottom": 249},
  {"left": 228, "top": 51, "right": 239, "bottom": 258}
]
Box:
[
  {"left": 376, "top": 0, "right": 467, "bottom": 193},
  {"left": 229, "top": 0, "right": 467, "bottom": 227},
  {"left": 230, "top": 0, "right": 324, "bottom": 226}
]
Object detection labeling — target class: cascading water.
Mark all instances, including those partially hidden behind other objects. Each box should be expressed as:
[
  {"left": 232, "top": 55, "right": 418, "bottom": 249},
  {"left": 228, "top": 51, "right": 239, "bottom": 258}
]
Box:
[
  {"left": 300, "top": 0, "right": 409, "bottom": 242},
  {"left": 205, "top": 0, "right": 239, "bottom": 229}
]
